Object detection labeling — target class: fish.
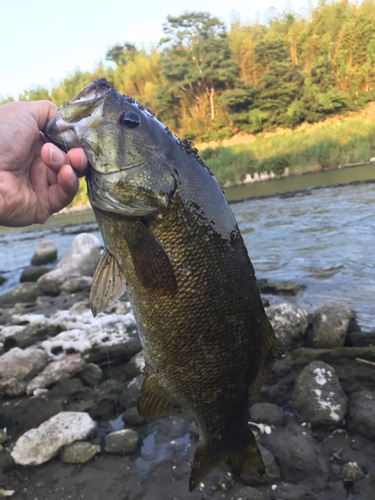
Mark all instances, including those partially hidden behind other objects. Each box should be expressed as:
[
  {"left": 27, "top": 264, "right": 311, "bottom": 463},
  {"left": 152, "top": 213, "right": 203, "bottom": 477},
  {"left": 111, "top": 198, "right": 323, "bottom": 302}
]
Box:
[{"left": 45, "top": 78, "right": 276, "bottom": 491}]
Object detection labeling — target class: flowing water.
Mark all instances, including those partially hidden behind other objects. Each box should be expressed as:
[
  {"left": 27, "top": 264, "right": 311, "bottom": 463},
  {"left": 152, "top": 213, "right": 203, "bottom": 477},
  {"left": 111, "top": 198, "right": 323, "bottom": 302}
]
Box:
[{"left": 1, "top": 165, "right": 375, "bottom": 330}]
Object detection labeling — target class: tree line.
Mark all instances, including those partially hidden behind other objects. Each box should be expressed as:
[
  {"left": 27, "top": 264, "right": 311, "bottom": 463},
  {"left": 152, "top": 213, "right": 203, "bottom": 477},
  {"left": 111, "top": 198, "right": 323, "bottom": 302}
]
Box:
[{"left": 2, "top": 0, "right": 375, "bottom": 142}]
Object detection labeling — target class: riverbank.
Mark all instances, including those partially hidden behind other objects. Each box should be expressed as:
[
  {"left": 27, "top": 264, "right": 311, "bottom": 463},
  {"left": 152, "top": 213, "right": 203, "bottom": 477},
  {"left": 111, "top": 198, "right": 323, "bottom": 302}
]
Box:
[{"left": 0, "top": 234, "right": 374, "bottom": 499}]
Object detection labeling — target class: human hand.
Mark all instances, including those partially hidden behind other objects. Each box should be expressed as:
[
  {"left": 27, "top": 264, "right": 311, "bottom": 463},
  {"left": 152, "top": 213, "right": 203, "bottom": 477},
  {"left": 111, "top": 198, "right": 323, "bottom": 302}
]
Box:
[{"left": 0, "top": 100, "right": 88, "bottom": 227}]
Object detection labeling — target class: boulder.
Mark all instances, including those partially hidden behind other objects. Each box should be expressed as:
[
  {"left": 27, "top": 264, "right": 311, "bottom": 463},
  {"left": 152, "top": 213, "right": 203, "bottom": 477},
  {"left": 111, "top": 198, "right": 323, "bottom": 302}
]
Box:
[
  {"left": 125, "top": 350, "right": 145, "bottom": 378},
  {"left": 0, "top": 347, "right": 48, "bottom": 396},
  {"left": 262, "top": 423, "right": 328, "bottom": 483},
  {"left": 122, "top": 407, "right": 146, "bottom": 426},
  {"left": 347, "top": 391, "right": 375, "bottom": 438},
  {"left": 11, "top": 411, "right": 97, "bottom": 465},
  {"left": 31, "top": 241, "right": 57, "bottom": 266},
  {"left": 266, "top": 303, "right": 308, "bottom": 353},
  {"left": 60, "top": 441, "right": 101, "bottom": 463},
  {"left": 38, "top": 234, "right": 101, "bottom": 296},
  {"left": 78, "top": 363, "right": 103, "bottom": 387},
  {"left": 59, "top": 276, "right": 93, "bottom": 294},
  {"left": 0, "top": 282, "right": 42, "bottom": 306},
  {"left": 250, "top": 403, "right": 284, "bottom": 427},
  {"left": 306, "top": 301, "right": 355, "bottom": 348},
  {"left": 272, "top": 482, "right": 307, "bottom": 500},
  {"left": 293, "top": 361, "right": 347, "bottom": 427},
  {"left": 26, "top": 353, "right": 85, "bottom": 394},
  {"left": 231, "top": 487, "right": 264, "bottom": 500},
  {"left": 105, "top": 429, "right": 140, "bottom": 454},
  {"left": 20, "top": 266, "right": 50, "bottom": 283},
  {"left": 119, "top": 374, "right": 145, "bottom": 410},
  {"left": 346, "top": 330, "right": 375, "bottom": 347},
  {"left": 258, "top": 279, "right": 305, "bottom": 296}
]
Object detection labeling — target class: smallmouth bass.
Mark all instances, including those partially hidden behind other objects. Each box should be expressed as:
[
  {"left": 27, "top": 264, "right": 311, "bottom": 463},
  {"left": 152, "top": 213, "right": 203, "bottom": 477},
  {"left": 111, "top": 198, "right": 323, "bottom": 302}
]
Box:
[{"left": 45, "top": 79, "right": 276, "bottom": 490}]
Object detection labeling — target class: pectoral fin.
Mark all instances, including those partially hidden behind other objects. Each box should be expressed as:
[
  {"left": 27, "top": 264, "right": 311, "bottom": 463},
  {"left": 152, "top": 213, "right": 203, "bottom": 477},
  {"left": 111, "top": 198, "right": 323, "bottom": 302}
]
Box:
[
  {"left": 249, "top": 312, "right": 276, "bottom": 397},
  {"left": 123, "top": 220, "right": 177, "bottom": 297},
  {"left": 138, "top": 372, "right": 184, "bottom": 417},
  {"left": 89, "top": 249, "right": 127, "bottom": 316}
]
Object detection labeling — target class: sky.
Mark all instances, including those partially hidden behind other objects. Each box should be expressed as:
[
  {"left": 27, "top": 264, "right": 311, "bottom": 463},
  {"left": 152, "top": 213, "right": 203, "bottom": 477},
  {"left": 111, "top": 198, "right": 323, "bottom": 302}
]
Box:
[{"left": 0, "top": 0, "right": 309, "bottom": 98}]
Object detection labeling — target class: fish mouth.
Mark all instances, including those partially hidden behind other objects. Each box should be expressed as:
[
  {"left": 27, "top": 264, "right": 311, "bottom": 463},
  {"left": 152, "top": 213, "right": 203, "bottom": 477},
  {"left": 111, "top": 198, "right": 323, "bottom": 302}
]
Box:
[{"left": 44, "top": 79, "right": 112, "bottom": 149}]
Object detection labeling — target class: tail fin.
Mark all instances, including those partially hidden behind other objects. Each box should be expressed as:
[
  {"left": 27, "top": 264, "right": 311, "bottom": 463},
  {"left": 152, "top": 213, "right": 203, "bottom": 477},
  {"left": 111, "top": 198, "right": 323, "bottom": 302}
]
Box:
[
  {"left": 224, "top": 434, "right": 265, "bottom": 478},
  {"left": 189, "top": 433, "right": 264, "bottom": 491},
  {"left": 189, "top": 445, "right": 221, "bottom": 492}
]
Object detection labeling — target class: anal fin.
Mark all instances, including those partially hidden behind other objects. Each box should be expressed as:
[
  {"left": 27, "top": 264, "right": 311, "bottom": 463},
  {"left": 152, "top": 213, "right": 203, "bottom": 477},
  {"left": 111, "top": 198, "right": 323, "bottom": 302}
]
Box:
[
  {"left": 137, "top": 372, "right": 184, "bottom": 417},
  {"left": 89, "top": 249, "right": 126, "bottom": 317}
]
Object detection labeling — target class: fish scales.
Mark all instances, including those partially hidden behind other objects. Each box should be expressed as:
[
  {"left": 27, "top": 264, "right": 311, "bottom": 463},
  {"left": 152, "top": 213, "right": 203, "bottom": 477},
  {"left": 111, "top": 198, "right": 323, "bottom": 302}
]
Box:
[{"left": 45, "top": 78, "right": 276, "bottom": 491}]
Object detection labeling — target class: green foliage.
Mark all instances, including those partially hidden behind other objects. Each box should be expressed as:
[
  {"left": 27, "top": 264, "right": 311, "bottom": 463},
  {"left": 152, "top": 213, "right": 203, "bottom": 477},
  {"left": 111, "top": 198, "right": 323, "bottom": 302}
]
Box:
[{"left": 6, "top": 0, "right": 375, "bottom": 191}]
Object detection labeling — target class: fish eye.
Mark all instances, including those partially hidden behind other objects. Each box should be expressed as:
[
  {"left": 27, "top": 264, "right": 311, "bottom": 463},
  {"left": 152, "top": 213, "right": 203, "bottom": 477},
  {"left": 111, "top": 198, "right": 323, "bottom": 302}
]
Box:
[{"left": 121, "top": 111, "right": 141, "bottom": 129}]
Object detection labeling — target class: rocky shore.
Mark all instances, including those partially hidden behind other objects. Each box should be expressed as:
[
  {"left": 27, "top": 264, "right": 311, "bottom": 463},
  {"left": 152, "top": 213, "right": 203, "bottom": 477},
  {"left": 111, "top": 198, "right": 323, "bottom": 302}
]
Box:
[{"left": 0, "top": 235, "right": 374, "bottom": 500}]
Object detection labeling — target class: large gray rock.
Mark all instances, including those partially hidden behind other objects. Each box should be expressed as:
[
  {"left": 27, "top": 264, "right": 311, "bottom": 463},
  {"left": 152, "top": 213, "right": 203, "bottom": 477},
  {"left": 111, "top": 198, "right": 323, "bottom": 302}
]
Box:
[
  {"left": 306, "top": 301, "right": 355, "bottom": 348},
  {"left": 250, "top": 403, "right": 284, "bottom": 427},
  {"left": 266, "top": 303, "right": 308, "bottom": 353},
  {"left": 262, "top": 423, "right": 328, "bottom": 483},
  {"left": 125, "top": 350, "right": 145, "bottom": 378},
  {"left": 231, "top": 487, "right": 264, "bottom": 500},
  {"left": 258, "top": 279, "right": 305, "bottom": 297},
  {"left": 0, "top": 282, "right": 42, "bottom": 306},
  {"left": 105, "top": 429, "right": 140, "bottom": 454},
  {"left": 78, "top": 363, "right": 103, "bottom": 387},
  {"left": 11, "top": 411, "right": 97, "bottom": 465},
  {"left": 272, "top": 482, "right": 307, "bottom": 500},
  {"left": 0, "top": 347, "right": 48, "bottom": 396},
  {"left": 31, "top": 241, "right": 57, "bottom": 266},
  {"left": 119, "top": 374, "right": 145, "bottom": 410},
  {"left": 293, "top": 361, "right": 347, "bottom": 427},
  {"left": 60, "top": 441, "right": 101, "bottom": 463},
  {"left": 347, "top": 391, "right": 375, "bottom": 438},
  {"left": 122, "top": 407, "right": 146, "bottom": 426},
  {"left": 20, "top": 266, "right": 50, "bottom": 283},
  {"left": 59, "top": 276, "right": 93, "bottom": 294},
  {"left": 38, "top": 234, "right": 101, "bottom": 296},
  {"left": 26, "top": 353, "right": 85, "bottom": 394}
]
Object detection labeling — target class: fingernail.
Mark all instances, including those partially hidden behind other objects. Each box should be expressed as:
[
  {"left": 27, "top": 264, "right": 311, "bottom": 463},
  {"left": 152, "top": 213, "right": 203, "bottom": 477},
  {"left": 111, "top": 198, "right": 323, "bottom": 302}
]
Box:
[
  {"left": 50, "top": 147, "right": 64, "bottom": 164},
  {"left": 70, "top": 167, "right": 77, "bottom": 183},
  {"left": 80, "top": 150, "right": 85, "bottom": 168}
]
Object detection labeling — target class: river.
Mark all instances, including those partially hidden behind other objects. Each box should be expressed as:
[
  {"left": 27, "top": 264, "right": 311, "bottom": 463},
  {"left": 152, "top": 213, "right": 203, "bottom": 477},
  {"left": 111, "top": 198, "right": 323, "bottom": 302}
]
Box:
[{"left": 1, "top": 164, "right": 374, "bottom": 330}]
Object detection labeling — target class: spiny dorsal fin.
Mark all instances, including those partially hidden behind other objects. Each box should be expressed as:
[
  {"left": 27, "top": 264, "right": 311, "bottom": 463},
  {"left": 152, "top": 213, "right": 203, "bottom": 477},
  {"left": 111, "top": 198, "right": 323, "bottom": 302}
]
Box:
[
  {"left": 89, "top": 249, "right": 126, "bottom": 317},
  {"left": 137, "top": 371, "right": 184, "bottom": 417},
  {"left": 123, "top": 220, "right": 177, "bottom": 297},
  {"left": 249, "top": 311, "right": 276, "bottom": 397}
]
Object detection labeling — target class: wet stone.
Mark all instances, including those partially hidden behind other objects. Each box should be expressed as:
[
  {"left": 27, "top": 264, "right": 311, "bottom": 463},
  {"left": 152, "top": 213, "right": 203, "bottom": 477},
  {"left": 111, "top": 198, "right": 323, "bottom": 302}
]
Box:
[
  {"left": 306, "top": 301, "right": 355, "bottom": 348},
  {"left": 266, "top": 303, "right": 307, "bottom": 353},
  {"left": 347, "top": 391, "right": 375, "bottom": 438},
  {"left": 340, "top": 462, "right": 365, "bottom": 483},
  {"left": 105, "top": 429, "right": 140, "bottom": 454},
  {"left": 218, "top": 475, "right": 235, "bottom": 491},
  {"left": 118, "top": 374, "right": 145, "bottom": 410},
  {"left": 293, "top": 361, "right": 347, "bottom": 427},
  {"left": 0, "top": 430, "right": 8, "bottom": 445},
  {"left": 0, "top": 282, "right": 43, "bottom": 307},
  {"left": 60, "top": 441, "right": 101, "bottom": 463},
  {"left": 272, "top": 482, "right": 307, "bottom": 500},
  {"left": 122, "top": 407, "right": 146, "bottom": 426},
  {"left": 250, "top": 403, "right": 284, "bottom": 426},
  {"left": 78, "top": 363, "right": 103, "bottom": 387},
  {"left": 31, "top": 241, "right": 57, "bottom": 266},
  {"left": 125, "top": 350, "right": 145, "bottom": 378},
  {"left": 20, "top": 266, "right": 50, "bottom": 283},
  {"left": 258, "top": 279, "right": 305, "bottom": 296},
  {"left": 231, "top": 486, "right": 264, "bottom": 500}
]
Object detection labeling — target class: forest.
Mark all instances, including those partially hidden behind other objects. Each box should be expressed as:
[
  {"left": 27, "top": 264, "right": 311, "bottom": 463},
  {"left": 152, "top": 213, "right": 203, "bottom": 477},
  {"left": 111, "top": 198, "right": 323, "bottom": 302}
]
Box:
[
  {"left": 2, "top": 0, "right": 375, "bottom": 140},
  {"left": 2, "top": 0, "right": 375, "bottom": 188}
]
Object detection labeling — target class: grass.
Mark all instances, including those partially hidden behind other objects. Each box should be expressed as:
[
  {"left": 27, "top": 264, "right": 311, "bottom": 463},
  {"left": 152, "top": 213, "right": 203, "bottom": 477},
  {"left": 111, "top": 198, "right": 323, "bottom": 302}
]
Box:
[
  {"left": 200, "top": 119, "right": 375, "bottom": 185},
  {"left": 68, "top": 116, "right": 375, "bottom": 207}
]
